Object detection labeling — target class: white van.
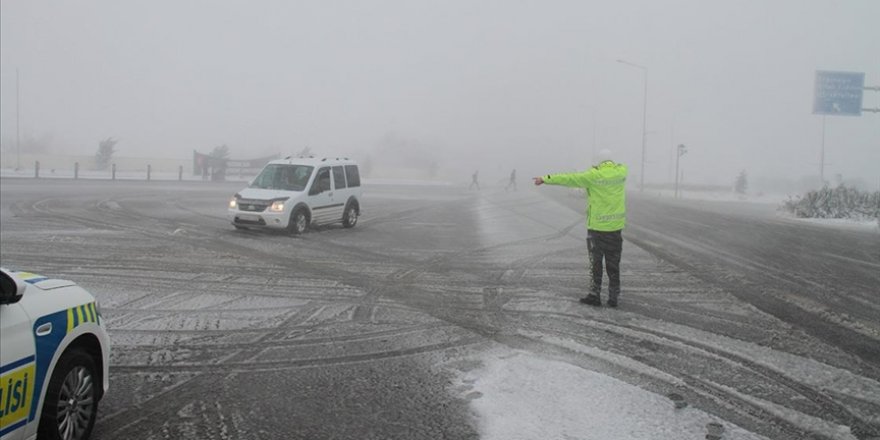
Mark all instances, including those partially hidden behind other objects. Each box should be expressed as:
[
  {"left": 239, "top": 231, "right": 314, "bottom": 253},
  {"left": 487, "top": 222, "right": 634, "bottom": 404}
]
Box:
[{"left": 228, "top": 157, "right": 362, "bottom": 234}]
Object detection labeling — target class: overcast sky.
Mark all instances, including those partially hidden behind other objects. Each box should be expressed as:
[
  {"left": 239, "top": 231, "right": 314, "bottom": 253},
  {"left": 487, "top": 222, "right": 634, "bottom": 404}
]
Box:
[{"left": 1, "top": 0, "right": 878, "bottom": 186}]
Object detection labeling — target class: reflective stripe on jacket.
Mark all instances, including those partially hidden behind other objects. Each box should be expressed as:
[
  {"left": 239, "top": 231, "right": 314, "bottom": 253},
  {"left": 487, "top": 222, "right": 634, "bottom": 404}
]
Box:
[{"left": 544, "top": 161, "right": 628, "bottom": 231}]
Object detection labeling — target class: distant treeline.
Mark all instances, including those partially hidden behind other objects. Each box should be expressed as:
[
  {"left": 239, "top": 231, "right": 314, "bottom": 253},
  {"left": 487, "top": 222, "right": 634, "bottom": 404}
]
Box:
[{"left": 782, "top": 185, "right": 880, "bottom": 220}]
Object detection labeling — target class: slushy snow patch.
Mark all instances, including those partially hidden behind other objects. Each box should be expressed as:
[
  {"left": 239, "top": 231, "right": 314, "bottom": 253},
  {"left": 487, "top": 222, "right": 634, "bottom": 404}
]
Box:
[{"left": 456, "top": 349, "right": 768, "bottom": 440}]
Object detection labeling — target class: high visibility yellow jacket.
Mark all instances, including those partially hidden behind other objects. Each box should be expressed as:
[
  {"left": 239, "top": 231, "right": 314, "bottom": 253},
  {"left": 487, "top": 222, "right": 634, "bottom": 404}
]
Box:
[{"left": 544, "top": 161, "right": 628, "bottom": 231}]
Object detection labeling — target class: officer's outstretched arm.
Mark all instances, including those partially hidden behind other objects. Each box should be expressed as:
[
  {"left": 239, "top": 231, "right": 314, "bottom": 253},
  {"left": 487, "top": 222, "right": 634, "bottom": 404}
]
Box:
[{"left": 542, "top": 171, "right": 590, "bottom": 188}]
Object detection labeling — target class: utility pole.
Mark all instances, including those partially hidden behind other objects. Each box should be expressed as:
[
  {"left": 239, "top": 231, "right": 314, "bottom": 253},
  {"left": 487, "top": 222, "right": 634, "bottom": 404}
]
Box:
[
  {"left": 820, "top": 115, "right": 826, "bottom": 184},
  {"left": 616, "top": 59, "right": 648, "bottom": 192},
  {"left": 16, "top": 68, "right": 21, "bottom": 169},
  {"left": 669, "top": 120, "right": 675, "bottom": 185},
  {"left": 640, "top": 68, "right": 647, "bottom": 191},
  {"left": 675, "top": 144, "right": 687, "bottom": 199},
  {"left": 592, "top": 114, "right": 598, "bottom": 159}
]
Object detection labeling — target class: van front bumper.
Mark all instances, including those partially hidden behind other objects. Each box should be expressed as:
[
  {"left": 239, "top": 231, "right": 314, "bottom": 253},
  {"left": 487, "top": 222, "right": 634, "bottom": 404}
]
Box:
[{"left": 228, "top": 210, "right": 289, "bottom": 229}]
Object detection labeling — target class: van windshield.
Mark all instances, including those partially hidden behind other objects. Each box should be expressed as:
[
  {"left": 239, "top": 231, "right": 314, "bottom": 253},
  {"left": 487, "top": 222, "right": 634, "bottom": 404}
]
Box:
[{"left": 250, "top": 164, "right": 314, "bottom": 191}]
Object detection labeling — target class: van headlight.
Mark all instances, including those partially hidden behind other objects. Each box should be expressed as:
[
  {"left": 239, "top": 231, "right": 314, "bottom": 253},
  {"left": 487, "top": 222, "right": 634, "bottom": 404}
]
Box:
[{"left": 270, "top": 200, "right": 285, "bottom": 212}]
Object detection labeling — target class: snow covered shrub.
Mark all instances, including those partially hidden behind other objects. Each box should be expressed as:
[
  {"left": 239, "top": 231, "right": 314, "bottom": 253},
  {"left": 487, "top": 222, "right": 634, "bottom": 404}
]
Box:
[{"left": 782, "top": 185, "right": 880, "bottom": 220}]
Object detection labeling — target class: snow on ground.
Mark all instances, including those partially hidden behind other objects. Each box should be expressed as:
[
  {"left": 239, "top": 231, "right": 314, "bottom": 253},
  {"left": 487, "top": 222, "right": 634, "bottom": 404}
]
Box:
[
  {"left": 778, "top": 214, "right": 880, "bottom": 232},
  {"left": 646, "top": 188, "right": 879, "bottom": 232},
  {"left": 453, "top": 348, "right": 770, "bottom": 440},
  {"left": 646, "top": 188, "right": 790, "bottom": 205}
]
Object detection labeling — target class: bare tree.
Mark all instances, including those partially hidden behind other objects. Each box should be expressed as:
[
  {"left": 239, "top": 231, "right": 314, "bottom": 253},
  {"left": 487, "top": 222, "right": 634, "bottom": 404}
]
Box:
[
  {"left": 208, "top": 144, "right": 230, "bottom": 181},
  {"left": 95, "top": 137, "right": 118, "bottom": 170},
  {"left": 210, "top": 144, "right": 230, "bottom": 160},
  {"left": 734, "top": 170, "right": 748, "bottom": 195}
]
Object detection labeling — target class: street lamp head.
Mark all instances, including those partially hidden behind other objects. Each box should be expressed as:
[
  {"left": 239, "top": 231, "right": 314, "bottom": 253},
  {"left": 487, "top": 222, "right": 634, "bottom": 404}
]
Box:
[{"left": 616, "top": 59, "right": 646, "bottom": 70}]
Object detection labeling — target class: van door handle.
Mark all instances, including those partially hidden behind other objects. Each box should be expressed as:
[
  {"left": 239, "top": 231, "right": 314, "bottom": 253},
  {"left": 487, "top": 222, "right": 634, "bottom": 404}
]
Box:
[{"left": 36, "top": 323, "right": 53, "bottom": 336}]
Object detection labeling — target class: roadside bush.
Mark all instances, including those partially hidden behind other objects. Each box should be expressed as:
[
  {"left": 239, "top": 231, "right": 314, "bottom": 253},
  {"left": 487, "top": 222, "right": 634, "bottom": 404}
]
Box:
[{"left": 782, "top": 185, "right": 880, "bottom": 221}]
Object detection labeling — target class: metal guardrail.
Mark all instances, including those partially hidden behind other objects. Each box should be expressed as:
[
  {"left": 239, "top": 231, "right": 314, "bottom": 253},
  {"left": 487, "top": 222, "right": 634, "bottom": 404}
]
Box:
[{"left": 4, "top": 161, "right": 230, "bottom": 182}]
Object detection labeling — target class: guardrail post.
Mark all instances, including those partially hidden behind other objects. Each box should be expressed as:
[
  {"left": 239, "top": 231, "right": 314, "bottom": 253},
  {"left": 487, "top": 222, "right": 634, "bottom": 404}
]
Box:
[
  {"left": 35, "top": 161, "right": 40, "bottom": 178},
  {"left": 147, "top": 164, "right": 152, "bottom": 181},
  {"left": 179, "top": 165, "right": 183, "bottom": 181},
  {"left": 112, "top": 163, "right": 116, "bottom": 180},
  {"left": 74, "top": 162, "right": 79, "bottom": 179}
]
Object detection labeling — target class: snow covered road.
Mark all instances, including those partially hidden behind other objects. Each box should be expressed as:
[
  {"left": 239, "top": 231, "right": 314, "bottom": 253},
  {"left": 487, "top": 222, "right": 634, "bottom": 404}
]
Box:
[{"left": 1, "top": 178, "right": 878, "bottom": 439}]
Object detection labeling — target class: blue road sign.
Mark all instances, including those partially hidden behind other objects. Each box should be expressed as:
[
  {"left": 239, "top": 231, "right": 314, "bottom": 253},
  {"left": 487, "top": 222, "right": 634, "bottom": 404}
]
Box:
[{"left": 813, "top": 71, "right": 865, "bottom": 116}]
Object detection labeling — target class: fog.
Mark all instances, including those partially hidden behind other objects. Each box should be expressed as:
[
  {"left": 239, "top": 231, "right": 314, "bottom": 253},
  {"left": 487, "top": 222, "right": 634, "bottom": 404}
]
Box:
[{"left": 1, "top": 0, "right": 878, "bottom": 189}]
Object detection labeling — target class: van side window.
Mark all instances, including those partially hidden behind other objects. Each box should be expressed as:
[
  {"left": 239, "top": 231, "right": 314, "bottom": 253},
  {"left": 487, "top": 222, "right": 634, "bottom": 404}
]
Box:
[
  {"left": 344, "top": 165, "right": 360, "bottom": 187},
  {"left": 332, "top": 166, "right": 347, "bottom": 189},
  {"left": 310, "top": 168, "right": 331, "bottom": 195}
]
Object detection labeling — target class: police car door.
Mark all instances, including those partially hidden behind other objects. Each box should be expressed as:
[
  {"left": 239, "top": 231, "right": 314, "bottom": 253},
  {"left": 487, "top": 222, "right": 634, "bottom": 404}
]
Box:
[
  {"left": 0, "top": 275, "right": 35, "bottom": 440},
  {"left": 308, "top": 167, "right": 336, "bottom": 224}
]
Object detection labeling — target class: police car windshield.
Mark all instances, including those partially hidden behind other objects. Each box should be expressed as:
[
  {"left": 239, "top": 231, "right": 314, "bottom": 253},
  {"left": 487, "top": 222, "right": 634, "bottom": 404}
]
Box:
[{"left": 250, "top": 164, "right": 314, "bottom": 191}]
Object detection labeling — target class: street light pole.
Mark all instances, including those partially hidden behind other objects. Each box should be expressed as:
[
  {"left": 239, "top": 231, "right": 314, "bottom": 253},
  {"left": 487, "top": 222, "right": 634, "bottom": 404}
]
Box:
[
  {"left": 675, "top": 144, "right": 687, "bottom": 198},
  {"left": 16, "top": 68, "right": 21, "bottom": 170},
  {"left": 617, "top": 59, "right": 648, "bottom": 192},
  {"left": 820, "top": 115, "right": 826, "bottom": 185}
]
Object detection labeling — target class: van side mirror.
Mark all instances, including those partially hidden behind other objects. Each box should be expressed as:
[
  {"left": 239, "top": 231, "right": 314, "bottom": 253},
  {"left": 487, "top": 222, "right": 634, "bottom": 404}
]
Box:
[{"left": 0, "top": 271, "right": 25, "bottom": 305}]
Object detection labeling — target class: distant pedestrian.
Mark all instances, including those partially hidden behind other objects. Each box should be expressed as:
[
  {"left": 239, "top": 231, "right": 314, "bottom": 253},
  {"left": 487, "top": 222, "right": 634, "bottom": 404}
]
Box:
[
  {"left": 506, "top": 169, "right": 517, "bottom": 191},
  {"left": 469, "top": 170, "right": 480, "bottom": 190},
  {"left": 533, "top": 149, "right": 628, "bottom": 307}
]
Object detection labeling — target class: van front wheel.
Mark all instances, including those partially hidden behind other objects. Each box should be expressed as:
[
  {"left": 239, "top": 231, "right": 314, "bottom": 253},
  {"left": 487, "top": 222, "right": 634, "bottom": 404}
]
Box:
[
  {"left": 343, "top": 203, "right": 358, "bottom": 228},
  {"left": 289, "top": 209, "right": 309, "bottom": 235}
]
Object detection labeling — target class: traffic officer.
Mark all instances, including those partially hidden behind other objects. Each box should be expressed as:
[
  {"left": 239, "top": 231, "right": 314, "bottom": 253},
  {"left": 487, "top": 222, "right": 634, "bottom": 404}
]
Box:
[{"left": 533, "top": 149, "right": 628, "bottom": 307}]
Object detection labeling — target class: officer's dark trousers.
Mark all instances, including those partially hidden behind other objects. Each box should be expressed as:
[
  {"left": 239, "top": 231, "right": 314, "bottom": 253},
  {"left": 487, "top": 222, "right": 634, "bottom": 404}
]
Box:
[{"left": 587, "top": 229, "right": 623, "bottom": 300}]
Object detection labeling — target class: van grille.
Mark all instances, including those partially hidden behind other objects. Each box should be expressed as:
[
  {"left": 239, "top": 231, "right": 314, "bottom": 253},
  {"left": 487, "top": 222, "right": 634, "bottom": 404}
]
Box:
[{"left": 237, "top": 199, "right": 270, "bottom": 212}]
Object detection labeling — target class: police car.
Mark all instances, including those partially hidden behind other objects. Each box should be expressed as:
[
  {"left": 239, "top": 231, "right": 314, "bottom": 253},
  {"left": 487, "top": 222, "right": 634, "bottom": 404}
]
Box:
[{"left": 0, "top": 268, "right": 110, "bottom": 440}]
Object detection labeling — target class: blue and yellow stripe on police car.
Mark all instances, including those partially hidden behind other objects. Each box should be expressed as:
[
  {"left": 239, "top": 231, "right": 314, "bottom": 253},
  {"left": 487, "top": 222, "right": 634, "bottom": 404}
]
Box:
[
  {"left": 23, "top": 302, "right": 101, "bottom": 425},
  {"left": 0, "top": 356, "right": 36, "bottom": 437},
  {"left": 67, "top": 302, "right": 100, "bottom": 332}
]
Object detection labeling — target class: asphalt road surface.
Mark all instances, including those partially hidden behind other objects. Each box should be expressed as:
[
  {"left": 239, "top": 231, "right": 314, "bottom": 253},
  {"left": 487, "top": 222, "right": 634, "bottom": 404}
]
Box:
[{"left": 1, "top": 178, "right": 878, "bottom": 440}]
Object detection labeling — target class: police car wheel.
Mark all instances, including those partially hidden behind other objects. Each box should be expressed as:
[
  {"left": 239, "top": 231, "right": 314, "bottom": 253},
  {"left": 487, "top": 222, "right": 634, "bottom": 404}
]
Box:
[
  {"left": 289, "top": 209, "right": 308, "bottom": 235},
  {"left": 342, "top": 203, "right": 358, "bottom": 228},
  {"left": 38, "top": 348, "right": 99, "bottom": 440}
]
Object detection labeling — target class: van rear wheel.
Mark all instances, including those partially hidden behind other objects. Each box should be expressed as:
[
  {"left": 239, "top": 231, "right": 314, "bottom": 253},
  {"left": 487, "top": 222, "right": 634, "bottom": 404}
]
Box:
[{"left": 289, "top": 209, "right": 308, "bottom": 235}]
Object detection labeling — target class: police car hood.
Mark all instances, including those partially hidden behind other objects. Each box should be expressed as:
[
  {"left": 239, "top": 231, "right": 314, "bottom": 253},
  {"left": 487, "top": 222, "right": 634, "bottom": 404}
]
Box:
[
  {"left": 12, "top": 271, "right": 78, "bottom": 291},
  {"left": 237, "top": 188, "right": 300, "bottom": 200},
  {"left": 29, "top": 278, "right": 78, "bottom": 290}
]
